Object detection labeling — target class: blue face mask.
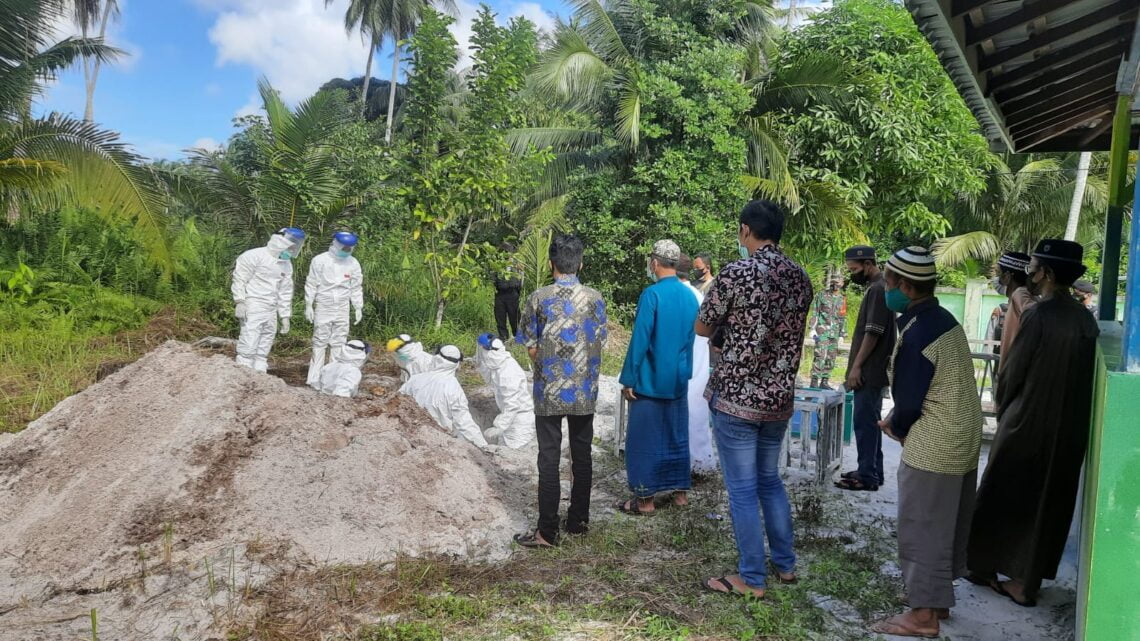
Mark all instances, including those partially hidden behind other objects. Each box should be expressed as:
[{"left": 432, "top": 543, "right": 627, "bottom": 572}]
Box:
[
  {"left": 279, "top": 252, "right": 292, "bottom": 260},
  {"left": 885, "top": 286, "right": 911, "bottom": 313},
  {"left": 738, "top": 243, "right": 750, "bottom": 259},
  {"left": 336, "top": 250, "right": 351, "bottom": 259}
]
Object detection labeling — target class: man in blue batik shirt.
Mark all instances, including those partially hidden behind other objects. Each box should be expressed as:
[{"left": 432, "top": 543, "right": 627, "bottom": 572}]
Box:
[{"left": 513, "top": 234, "right": 607, "bottom": 548}]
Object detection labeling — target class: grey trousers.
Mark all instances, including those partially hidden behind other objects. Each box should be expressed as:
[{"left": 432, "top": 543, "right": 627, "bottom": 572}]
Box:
[{"left": 897, "top": 462, "right": 977, "bottom": 609}]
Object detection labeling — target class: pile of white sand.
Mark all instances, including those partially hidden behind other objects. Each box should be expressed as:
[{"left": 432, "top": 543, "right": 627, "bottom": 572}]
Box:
[{"left": 0, "top": 341, "right": 540, "bottom": 640}]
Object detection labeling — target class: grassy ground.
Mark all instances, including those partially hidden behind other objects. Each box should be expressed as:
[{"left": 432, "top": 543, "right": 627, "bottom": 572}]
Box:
[{"left": 225, "top": 452, "right": 903, "bottom": 641}]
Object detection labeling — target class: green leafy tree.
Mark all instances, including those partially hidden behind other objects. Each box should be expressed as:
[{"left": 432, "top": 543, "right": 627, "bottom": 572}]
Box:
[
  {"left": 779, "top": 0, "right": 992, "bottom": 249},
  {"left": 1, "top": 0, "right": 170, "bottom": 269}
]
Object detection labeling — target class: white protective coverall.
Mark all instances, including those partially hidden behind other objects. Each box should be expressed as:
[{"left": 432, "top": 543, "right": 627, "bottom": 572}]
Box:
[
  {"left": 400, "top": 351, "right": 488, "bottom": 448},
  {"left": 474, "top": 340, "right": 536, "bottom": 449},
  {"left": 318, "top": 340, "right": 368, "bottom": 397},
  {"left": 231, "top": 235, "right": 295, "bottom": 372},
  {"left": 394, "top": 341, "right": 434, "bottom": 382},
  {"left": 683, "top": 280, "right": 716, "bottom": 473},
  {"left": 304, "top": 247, "right": 364, "bottom": 386}
]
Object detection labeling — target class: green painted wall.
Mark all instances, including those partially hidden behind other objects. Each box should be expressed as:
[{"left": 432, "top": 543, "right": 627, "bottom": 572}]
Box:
[{"left": 1079, "top": 332, "right": 1140, "bottom": 641}]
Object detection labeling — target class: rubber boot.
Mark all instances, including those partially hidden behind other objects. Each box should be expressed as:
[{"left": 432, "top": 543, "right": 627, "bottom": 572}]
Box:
[{"left": 810, "top": 377, "right": 819, "bottom": 389}]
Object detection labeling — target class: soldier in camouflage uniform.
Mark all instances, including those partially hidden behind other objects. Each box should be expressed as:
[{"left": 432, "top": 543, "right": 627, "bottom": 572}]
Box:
[{"left": 810, "top": 274, "right": 844, "bottom": 389}]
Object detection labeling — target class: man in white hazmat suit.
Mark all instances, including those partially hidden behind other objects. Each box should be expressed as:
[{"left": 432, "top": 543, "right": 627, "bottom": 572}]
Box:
[
  {"left": 474, "top": 333, "right": 536, "bottom": 449},
  {"left": 400, "top": 345, "right": 488, "bottom": 448},
  {"left": 231, "top": 227, "right": 305, "bottom": 372},
  {"left": 318, "top": 339, "right": 370, "bottom": 397},
  {"left": 387, "top": 334, "right": 433, "bottom": 382},
  {"left": 304, "top": 231, "right": 365, "bottom": 387},
  {"left": 678, "top": 254, "right": 716, "bottom": 475}
]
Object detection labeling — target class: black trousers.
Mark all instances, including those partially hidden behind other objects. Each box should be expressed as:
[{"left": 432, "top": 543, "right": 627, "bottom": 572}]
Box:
[
  {"left": 536, "top": 413, "right": 593, "bottom": 543},
  {"left": 494, "top": 291, "right": 520, "bottom": 341}
]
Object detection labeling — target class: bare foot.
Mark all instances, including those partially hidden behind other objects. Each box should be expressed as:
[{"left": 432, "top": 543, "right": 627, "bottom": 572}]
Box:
[
  {"left": 672, "top": 491, "right": 688, "bottom": 507},
  {"left": 870, "top": 609, "right": 940, "bottom": 638}
]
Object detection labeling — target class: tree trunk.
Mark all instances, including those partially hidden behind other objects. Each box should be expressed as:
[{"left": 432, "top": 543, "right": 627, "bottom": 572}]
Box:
[
  {"left": 385, "top": 42, "right": 400, "bottom": 144},
  {"left": 434, "top": 298, "right": 446, "bottom": 328},
  {"left": 1064, "top": 151, "right": 1091, "bottom": 241},
  {"left": 786, "top": 0, "right": 796, "bottom": 29},
  {"left": 84, "top": 2, "right": 114, "bottom": 122},
  {"left": 360, "top": 34, "right": 376, "bottom": 120}
]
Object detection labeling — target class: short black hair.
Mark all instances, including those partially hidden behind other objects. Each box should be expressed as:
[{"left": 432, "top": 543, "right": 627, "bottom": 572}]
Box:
[
  {"left": 677, "top": 253, "right": 693, "bottom": 273},
  {"left": 695, "top": 252, "right": 712, "bottom": 266},
  {"left": 739, "top": 199, "right": 785, "bottom": 243},
  {"left": 999, "top": 265, "right": 1028, "bottom": 287},
  {"left": 549, "top": 234, "right": 584, "bottom": 275},
  {"left": 901, "top": 275, "right": 937, "bottom": 297}
]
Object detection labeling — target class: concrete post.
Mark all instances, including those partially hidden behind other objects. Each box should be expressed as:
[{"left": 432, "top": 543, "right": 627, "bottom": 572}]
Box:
[
  {"left": 1123, "top": 159, "right": 1140, "bottom": 373},
  {"left": 1097, "top": 94, "right": 1133, "bottom": 321},
  {"left": 964, "top": 278, "right": 985, "bottom": 341}
]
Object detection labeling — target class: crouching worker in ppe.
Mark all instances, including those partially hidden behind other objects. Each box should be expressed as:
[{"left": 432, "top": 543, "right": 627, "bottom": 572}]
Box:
[
  {"left": 231, "top": 227, "right": 305, "bottom": 372},
  {"left": 400, "top": 345, "right": 488, "bottom": 448},
  {"left": 305, "top": 232, "right": 364, "bottom": 388},
  {"left": 387, "top": 334, "right": 433, "bottom": 382},
  {"left": 318, "top": 339, "right": 370, "bottom": 397},
  {"left": 475, "top": 333, "right": 536, "bottom": 449}
]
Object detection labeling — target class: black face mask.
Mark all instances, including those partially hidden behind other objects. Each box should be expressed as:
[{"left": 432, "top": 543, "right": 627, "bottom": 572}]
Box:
[
  {"left": 693, "top": 268, "right": 708, "bottom": 280},
  {"left": 850, "top": 269, "right": 869, "bottom": 286}
]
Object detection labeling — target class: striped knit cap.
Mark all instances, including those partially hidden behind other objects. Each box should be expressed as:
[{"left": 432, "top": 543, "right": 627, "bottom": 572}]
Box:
[
  {"left": 886, "top": 246, "right": 937, "bottom": 282},
  {"left": 997, "top": 251, "right": 1030, "bottom": 272}
]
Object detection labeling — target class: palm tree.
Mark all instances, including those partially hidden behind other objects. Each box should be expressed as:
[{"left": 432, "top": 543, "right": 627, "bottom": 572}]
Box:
[
  {"left": 71, "top": 0, "right": 120, "bottom": 122},
  {"left": 1, "top": 0, "right": 170, "bottom": 267},
  {"left": 327, "top": 0, "right": 382, "bottom": 119},
  {"left": 176, "top": 79, "right": 354, "bottom": 244},
  {"left": 932, "top": 154, "right": 1110, "bottom": 267}
]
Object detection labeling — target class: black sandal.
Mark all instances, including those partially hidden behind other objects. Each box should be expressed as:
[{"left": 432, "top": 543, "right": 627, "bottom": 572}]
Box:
[
  {"left": 701, "top": 576, "right": 764, "bottom": 598},
  {"left": 834, "top": 477, "right": 879, "bottom": 492},
  {"left": 513, "top": 531, "right": 556, "bottom": 549},
  {"left": 615, "top": 498, "right": 655, "bottom": 516}
]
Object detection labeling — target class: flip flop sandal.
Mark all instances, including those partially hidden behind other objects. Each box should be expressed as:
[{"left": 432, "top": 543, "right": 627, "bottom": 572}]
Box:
[
  {"left": 513, "top": 531, "right": 556, "bottom": 549},
  {"left": 991, "top": 581, "right": 1037, "bottom": 608},
  {"left": 768, "top": 561, "right": 798, "bottom": 584},
  {"left": 701, "top": 576, "right": 764, "bottom": 598},
  {"left": 840, "top": 470, "right": 859, "bottom": 480},
  {"left": 870, "top": 619, "right": 939, "bottom": 639},
  {"left": 834, "top": 477, "right": 879, "bottom": 491},
  {"left": 615, "top": 498, "right": 655, "bottom": 516}
]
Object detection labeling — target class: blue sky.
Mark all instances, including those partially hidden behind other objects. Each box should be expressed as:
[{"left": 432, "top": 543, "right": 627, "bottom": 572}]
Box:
[
  {"left": 39, "top": 0, "right": 564, "bottom": 160},
  {"left": 39, "top": 0, "right": 828, "bottom": 161}
]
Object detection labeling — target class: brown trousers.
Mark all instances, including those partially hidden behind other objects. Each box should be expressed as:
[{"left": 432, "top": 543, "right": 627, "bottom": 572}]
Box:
[{"left": 897, "top": 462, "right": 977, "bottom": 609}]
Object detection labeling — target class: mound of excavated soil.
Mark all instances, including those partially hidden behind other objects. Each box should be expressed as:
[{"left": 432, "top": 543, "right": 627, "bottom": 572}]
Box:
[{"left": 0, "top": 341, "right": 534, "bottom": 640}]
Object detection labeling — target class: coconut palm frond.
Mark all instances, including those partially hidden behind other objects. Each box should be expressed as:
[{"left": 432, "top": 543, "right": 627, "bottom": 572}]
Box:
[
  {"left": 566, "top": 0, "right": 635, "bottom": 65},
  {"left": 754, "top": 53, "right": 857, "bottom": 113},
  {"left": 614, "top": 82, "right": 641, "bottom": 150},
  {"left": 506, "top": 127, "right": 607, "bottom": 155},
  {"left": 932, "top": 231, "right": 1001, "bottom": 268},
  {"left": 0, "top": 156, "right": 66, "bottom": 191},
  {"left": 533, "top": 26, "right": 614, "bottom": 104}
]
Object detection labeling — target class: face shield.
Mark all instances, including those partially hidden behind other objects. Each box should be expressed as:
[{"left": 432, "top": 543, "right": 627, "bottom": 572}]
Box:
[
  {"left": 277, "top": 227, "right": 306, "bottom": 258},
  {"left": 331, "top": 231, "right": 359, "bottom": 259}
]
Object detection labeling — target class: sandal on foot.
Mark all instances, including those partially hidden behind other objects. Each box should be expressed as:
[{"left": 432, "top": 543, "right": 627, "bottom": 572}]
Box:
[
  {"left": 513, "top": 531, "right": 556, "bottom": 549},
  {"left": 701, "top": 576, "right": 764, "bottom": 598},
  {"left": 870, "top": 618, "right": 939, "bottom": 639},
  {"left": 834, "top": 477, "right": 878, "bottom": 491},
  {"left": 991, "top": 581, "right": 1037, "bottom": 607},
  {"left": 768, "top": 561, "right": 798, "bottom": 584},
  {"left": 840, "top": 470, "right": 859, "bottom": 480},
  {"left": 615, "top": 498, "right": 654, "bottom": 516}
]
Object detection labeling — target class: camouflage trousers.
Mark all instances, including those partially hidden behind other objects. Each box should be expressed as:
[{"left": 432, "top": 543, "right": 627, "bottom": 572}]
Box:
[{"left": 811, "top": 335, "right": 839, "bottom": 380}]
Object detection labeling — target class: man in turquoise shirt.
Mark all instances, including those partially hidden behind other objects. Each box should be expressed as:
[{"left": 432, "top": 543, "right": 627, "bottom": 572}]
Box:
[{"left": 617, "top": 240, "right": 700, "bottom": 515}]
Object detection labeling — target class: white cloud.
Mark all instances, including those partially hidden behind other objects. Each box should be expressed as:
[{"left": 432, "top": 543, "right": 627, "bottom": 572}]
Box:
[
  {"left": 132, "top": 139, "right": 183, "bottom": 160},
  {"left": 234, "top": 93, "right": 264, "bottom": 119},
  {"left": 506, "top": 2, "right": 557, "bottom": 34},
  {"left": 206, "top": 0, "right": 371, "bottom": 103},
  {"left": 191, "top": 137, "right": 224, "bottom": 152}
]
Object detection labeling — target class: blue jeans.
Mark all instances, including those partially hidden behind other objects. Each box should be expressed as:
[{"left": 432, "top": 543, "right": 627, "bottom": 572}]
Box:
[
  {"left": 712, "top": 407, "right": 795, "bottom": 589},
  {"left": 853, "top": 386, "right": 885, "bottom": 486}
]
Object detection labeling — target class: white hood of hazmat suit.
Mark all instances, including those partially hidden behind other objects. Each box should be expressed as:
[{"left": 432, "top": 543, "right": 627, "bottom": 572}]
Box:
[
  {"left": 400, "top": 353, "right": 488, "bottom": 448},
  {"left": 475, "top": 343, "right": 535, "bottom": 449},
  {"left": 318, "top": 341, "right": 368, "bottom": 397},
  {"left": 395, "top": 341, "right": 433, "bottom": 382}
]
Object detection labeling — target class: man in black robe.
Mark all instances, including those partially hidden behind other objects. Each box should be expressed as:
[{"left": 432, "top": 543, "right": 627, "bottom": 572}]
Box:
[{"left": 967, "top": 239, "right": 1100, "bottom": 607}]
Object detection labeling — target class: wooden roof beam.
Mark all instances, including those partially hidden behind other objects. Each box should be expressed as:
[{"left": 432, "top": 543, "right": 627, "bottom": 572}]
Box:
[
  {"left": 951, "top": 0, "right": 997, "bottom": 19},
  {"left": 990, "top": 49, "right": 1123, "bottom": 101},
  {"left": 978, "top": 1, "right": 1137, "bottom": 72},
  {"left": 967, "top": 0, "right": 1074, "bottom": 46},
  {"left": 985, "top": 24, "right": 1131, "bottom": 91},
  {"left": 1001, "top": 70, "right": 1118, "bottom": 119},
  {"left": 1016, "top": 104, "right": 1115, "bottom": 151},
  {"left": 1007, "top": 89, "right": 1120, "bottom": 135}
]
